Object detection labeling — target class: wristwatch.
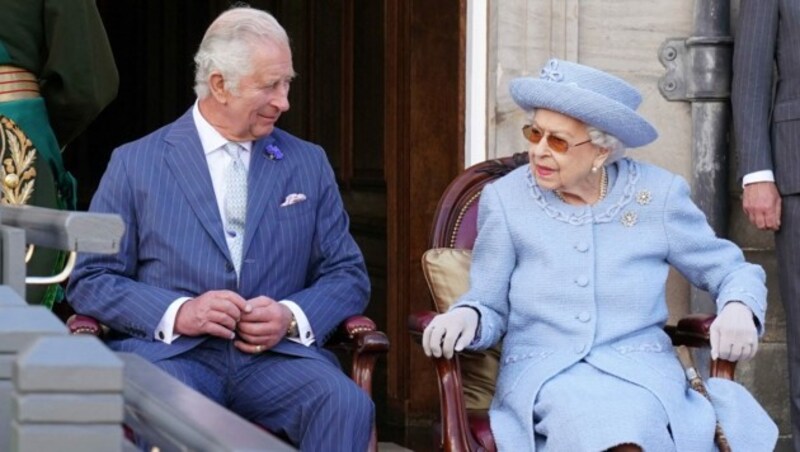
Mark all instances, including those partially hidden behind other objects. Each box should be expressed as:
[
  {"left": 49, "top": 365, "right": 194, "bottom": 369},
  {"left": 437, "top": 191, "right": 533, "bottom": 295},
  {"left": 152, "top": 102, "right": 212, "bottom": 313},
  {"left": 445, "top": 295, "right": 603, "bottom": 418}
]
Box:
[{"left": 286, "top": 314, "right": 299, "bottom": 338}]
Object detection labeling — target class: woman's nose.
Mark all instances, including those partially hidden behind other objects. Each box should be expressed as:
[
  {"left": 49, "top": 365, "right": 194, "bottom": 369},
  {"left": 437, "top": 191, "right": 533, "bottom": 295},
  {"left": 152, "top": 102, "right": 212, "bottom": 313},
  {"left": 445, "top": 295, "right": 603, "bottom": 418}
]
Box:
[{"left": 530, "top": 137, "right": 549, "bottom": 157}]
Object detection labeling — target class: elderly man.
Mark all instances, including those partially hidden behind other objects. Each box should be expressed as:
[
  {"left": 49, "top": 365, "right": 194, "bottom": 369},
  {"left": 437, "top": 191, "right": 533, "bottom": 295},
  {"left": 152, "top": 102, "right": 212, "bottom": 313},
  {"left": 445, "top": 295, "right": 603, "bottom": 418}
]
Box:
[{"left": 66, "top": 6, "right": 373, "bottom": 451}]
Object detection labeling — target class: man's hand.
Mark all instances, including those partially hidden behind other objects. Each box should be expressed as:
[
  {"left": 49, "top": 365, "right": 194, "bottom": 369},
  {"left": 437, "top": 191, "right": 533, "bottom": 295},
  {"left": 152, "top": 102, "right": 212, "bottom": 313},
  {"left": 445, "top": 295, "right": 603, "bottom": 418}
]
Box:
[
  {"left": 422, "top": 307, "right": 479, "bottom": 359},
  {"left": 175, "top": 290, "right": 251, "bottom": 339},
  {"left": 710, "top": 301, "right": 759, "bottom": 361},
  {"left": 234, "top": 296, "right": 293, "bottom": 354},
  {"left": 743, "top": 182, "right": 781, "bottom": 231}
]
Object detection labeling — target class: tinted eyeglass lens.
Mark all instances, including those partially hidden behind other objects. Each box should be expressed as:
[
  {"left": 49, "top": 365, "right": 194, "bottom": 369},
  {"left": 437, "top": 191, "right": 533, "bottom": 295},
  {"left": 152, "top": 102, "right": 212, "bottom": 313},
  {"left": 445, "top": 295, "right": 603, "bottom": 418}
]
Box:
[
  {"left": 522, "top": 125, "right": 569, "bottom": 153},
  {"left": 523, "top": 125, "right": 544, "bottom": 144},
  {"left": 547, "top": 135, "right": 570, "bottom": 152}
]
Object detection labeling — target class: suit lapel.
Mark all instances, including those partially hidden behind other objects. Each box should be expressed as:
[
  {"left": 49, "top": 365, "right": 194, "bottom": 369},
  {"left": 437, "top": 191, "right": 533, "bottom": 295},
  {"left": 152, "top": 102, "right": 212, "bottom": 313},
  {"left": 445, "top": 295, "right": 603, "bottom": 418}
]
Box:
[
  {"left": 243, "top": 134, "right": 287, "bottom": 257},
  {"left": 163, "top": 110, "right": 230, "bottom": 259}
]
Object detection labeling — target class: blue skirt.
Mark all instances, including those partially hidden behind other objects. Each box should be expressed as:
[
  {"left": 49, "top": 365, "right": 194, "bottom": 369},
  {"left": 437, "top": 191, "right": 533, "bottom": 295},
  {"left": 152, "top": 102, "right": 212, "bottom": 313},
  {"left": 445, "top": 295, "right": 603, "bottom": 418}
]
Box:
[{"left": 533, "top": 361, "right": 677, "bottom": 451}]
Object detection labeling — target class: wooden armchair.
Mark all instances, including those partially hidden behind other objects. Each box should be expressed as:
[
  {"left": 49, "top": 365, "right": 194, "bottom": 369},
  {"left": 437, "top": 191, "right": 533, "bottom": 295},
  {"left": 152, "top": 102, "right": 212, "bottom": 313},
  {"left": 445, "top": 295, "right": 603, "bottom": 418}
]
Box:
[
  {"left": 407, "top": 153, "right": 736, "bottom": 452},
  {"left": 63, "top": 307, "right": 389, "bottom": 451}
]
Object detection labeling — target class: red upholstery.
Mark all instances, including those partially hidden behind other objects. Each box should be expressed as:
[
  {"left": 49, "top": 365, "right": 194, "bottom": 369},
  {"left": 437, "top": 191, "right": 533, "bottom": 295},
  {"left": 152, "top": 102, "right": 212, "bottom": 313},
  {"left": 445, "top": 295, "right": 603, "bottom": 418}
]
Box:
[{"left": 409, "top": 153, "right": 734, "bottom": 451}]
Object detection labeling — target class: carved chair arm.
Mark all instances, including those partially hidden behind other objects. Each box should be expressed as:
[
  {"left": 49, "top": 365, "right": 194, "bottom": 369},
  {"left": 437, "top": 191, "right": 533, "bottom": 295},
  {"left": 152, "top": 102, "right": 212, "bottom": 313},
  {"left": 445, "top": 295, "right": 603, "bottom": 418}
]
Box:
[
  {"left": 328, "top": 315, "right": 390, "bottom": 399},
  {"left": 66, "top": 314, "right": 105, "bottom": 337},
  {"left": 665, "top": 313, "right": 736, "bottom": 380},
  {"left": 409, "top": 311, "right": 488, "bottom": 452}
]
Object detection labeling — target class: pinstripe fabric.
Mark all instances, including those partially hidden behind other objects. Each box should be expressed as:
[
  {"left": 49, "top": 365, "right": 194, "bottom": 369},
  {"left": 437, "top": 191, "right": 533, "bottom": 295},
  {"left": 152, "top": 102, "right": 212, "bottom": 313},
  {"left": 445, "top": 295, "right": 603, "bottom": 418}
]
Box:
[
  {"left": 778, "top": 195, "right": 800, "bottom": 452},
  {"left": 732, "top": 2, "right": 800, "bottom": 449},
  {"left": 66, "top": 107, "right": 372, "bottom": 449},
  {"left": 154, "top": 338, "right": 373, "bottom": 451},
  {"left": 732, "top": 0, "right": 800, "bottom": 194}
]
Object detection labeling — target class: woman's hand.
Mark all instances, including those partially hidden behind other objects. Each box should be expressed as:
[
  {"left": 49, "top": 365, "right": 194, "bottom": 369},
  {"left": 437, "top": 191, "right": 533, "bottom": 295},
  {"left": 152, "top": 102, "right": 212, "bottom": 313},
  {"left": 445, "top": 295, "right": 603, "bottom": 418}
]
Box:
[
  {"left": 422, "top": 307, "right": 479, "bottom": 359},
  {"left": 709, "top": 301, "right": 758, "bottom": 361}
]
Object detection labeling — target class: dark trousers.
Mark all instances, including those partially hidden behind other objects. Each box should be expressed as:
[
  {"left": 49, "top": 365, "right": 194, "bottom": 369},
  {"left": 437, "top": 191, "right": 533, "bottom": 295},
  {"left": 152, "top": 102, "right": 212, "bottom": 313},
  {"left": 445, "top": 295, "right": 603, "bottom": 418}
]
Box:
[{"left": 777, "top": 195, "right": 800, "bottom": 451}]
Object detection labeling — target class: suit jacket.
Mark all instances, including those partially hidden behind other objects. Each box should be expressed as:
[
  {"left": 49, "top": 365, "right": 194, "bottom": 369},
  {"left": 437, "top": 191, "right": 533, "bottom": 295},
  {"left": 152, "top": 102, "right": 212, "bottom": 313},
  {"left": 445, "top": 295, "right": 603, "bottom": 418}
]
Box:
[
  {"left": 66, "top": 108, "right": 370, "bottom": 363},
  {"left": 455, "top": 159, "right": 775, "bottom": 451},
  {"left": 732, "top": 0, "right": 800, "bottom": 195}
]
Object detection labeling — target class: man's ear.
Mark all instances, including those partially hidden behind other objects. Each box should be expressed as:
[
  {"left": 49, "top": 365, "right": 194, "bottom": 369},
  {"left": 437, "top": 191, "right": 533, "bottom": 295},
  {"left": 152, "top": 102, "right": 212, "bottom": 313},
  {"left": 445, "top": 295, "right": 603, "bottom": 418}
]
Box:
[{"left": 208, "top": 72, "right": 228, "bottom": 104}]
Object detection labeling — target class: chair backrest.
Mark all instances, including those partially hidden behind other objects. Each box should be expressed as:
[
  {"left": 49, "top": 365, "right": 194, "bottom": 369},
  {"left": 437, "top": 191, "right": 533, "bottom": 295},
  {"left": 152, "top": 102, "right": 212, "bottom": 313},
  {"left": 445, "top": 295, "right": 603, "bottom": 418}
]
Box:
[
  {"left": 421, "top": 153, "right": 529, "bottom": 413},
  {"left": 430, "top": 153, "right": 529, "bottom": 249}
]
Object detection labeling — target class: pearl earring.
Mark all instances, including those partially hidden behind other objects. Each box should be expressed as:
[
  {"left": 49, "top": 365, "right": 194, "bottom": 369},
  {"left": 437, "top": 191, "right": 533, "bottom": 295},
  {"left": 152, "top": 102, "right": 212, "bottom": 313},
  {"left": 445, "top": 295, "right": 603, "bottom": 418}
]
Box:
[{"left": 591, "top": 166, "right": 598, "bottom": 173}]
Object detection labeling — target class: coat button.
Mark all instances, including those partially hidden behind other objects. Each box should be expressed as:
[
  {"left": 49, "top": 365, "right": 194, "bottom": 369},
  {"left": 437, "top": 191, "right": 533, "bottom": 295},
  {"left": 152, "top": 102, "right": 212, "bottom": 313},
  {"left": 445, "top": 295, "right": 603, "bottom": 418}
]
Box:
[
  {"left": 575, "top": 275, "right": 589, "bottom": 287},
  {"left": 225, "top": 262, "right": 235, "bottom": 272},
  {"left": 574, "top": 242, "right": 589, "bottom": 252},
  {"left": 577, "top": 311, "right": 591, "bottom": 322},
  {"left": 574, "top": 344, "right": 586, "bottom": 354}
]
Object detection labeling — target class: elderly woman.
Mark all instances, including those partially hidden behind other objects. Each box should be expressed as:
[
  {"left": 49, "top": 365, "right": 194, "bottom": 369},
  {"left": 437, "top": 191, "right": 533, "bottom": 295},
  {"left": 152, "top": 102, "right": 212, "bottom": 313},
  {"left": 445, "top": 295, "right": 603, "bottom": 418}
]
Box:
[{"left": 422, "top": 59, "right": 777, "bottom": 451}]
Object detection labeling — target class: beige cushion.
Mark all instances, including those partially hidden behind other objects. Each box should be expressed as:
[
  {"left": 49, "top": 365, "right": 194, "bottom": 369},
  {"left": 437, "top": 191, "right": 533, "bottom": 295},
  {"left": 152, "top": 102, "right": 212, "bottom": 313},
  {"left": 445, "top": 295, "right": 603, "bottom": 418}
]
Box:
[{"left": 421, "top": 248, "right": 501, "bottom": 411}]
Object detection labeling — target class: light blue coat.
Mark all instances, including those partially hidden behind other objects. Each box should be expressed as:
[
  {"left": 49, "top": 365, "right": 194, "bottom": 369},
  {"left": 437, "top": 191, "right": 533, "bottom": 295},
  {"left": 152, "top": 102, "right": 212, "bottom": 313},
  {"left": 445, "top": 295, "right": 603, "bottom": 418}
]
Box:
[{"left": 454, "top": 158, "right": 778, "bottom": 451}]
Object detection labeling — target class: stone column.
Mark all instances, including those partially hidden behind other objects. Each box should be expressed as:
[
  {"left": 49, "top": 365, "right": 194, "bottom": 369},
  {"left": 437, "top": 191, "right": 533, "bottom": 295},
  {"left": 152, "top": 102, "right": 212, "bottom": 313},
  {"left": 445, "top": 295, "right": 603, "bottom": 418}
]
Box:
[{"left": 0, "top": 287, "right": 66, "bottom": 451}]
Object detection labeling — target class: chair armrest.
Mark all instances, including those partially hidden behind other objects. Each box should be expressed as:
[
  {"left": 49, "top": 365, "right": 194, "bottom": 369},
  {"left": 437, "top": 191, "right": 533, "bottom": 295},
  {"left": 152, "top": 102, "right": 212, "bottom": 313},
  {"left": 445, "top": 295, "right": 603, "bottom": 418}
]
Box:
[
  {"left": 66, "top": 314, "right": 105, "bottom": 337},
  {"left": 666, "top": 313, "right": 715, "bottom": 348},
  {"left": 327, "top": 315, "right": 389, "bottom": 397},
  {"left": 409, "top": 311, "right": 485, "bottom": 452},
  {"left": 666, "top": 313, "right": 736, "bottom": 380},
  {"left": 328, "top": 315, "right": 388, "bottom": 452}
]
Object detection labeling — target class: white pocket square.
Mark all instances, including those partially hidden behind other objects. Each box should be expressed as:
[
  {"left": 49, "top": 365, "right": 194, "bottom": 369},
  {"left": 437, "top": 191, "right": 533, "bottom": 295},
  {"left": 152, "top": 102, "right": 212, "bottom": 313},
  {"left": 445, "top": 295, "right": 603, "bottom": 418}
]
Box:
[{"left": 280, "top": 193, "right": 307, "bottom": 207}]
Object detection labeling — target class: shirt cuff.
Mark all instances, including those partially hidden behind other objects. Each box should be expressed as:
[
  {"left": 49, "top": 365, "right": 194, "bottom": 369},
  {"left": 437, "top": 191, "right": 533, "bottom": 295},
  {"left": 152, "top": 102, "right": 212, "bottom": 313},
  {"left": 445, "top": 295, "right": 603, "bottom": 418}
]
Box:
[
  {"left": 742, "top": 170, "right": 775, "bottom": 187},
  {"left": 155, "top": 297, "right": 191, "bottom": 344},
  {"left": 279, "top": 300, "right": 315, "bottom": 346}
]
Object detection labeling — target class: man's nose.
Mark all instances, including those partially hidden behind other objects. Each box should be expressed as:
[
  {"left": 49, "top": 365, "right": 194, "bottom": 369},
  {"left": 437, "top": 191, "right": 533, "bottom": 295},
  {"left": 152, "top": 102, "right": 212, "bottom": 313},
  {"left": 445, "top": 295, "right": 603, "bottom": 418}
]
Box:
[{"left": 271, "top": 89, "right": 290, "bottom": 112}]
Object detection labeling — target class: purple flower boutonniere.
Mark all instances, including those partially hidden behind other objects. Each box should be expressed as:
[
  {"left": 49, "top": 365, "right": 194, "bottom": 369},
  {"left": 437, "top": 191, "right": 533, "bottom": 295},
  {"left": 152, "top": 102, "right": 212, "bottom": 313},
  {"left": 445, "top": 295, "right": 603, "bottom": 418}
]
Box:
[{"left": 264, "top": 144, "right": 284, "bottom": 160}]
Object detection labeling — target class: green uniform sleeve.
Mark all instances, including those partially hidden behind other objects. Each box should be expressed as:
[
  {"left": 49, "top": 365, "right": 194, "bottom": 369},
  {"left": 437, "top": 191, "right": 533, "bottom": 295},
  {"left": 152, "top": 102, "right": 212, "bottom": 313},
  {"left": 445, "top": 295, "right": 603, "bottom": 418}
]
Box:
[{"left": 41, "top": 0, "right": 119, "bottom": 146}]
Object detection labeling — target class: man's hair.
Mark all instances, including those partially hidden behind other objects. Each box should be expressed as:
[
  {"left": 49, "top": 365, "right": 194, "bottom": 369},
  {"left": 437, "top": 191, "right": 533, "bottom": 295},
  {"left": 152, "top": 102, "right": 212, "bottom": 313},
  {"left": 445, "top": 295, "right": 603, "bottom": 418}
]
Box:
[{"left": 193, "top": 6, "right": 290, "bottom": 98}]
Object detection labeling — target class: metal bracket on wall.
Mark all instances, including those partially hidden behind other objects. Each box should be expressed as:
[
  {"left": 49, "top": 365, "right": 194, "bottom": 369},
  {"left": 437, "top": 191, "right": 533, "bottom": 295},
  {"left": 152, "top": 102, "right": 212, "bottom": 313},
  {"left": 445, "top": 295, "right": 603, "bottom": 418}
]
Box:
[{"left": 658, "top": 35, "right": 733, "bottom": 102}]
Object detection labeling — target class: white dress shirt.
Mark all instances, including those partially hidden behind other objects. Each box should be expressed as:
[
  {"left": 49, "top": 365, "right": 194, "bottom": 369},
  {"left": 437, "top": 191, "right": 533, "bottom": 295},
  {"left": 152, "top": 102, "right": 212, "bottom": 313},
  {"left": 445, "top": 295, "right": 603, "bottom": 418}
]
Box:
[
  {"left": 743, "top": 169, "right": 775, "bottom": 186},
  {"left": 155, "top": 101, "right": 315, "bottom": 346}
]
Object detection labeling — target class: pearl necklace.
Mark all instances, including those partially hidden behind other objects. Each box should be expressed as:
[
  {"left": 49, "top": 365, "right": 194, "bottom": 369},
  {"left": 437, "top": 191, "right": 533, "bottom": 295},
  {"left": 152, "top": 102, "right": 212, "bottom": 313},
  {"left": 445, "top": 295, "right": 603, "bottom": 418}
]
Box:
[{"left": 554, "top": 166, "right": 608, "bottom": 204}]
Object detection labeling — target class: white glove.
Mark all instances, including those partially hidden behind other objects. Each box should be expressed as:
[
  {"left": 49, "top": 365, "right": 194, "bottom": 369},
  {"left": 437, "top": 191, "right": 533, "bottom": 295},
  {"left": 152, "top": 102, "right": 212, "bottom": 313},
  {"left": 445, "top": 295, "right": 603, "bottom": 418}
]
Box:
[
  {"left": 710, "top": 301, "right": 758, "bottom": 361},
  {"left": 422, "top": 307, "right": 479, "bottom": 359}
]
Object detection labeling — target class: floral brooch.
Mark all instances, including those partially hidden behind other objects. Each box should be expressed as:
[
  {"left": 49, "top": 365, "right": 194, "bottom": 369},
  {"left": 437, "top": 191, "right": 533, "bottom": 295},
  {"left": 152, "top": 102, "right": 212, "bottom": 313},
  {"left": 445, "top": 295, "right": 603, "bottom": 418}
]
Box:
[{"left": 264, "top": 144, "right": 284, "bottom": 160}]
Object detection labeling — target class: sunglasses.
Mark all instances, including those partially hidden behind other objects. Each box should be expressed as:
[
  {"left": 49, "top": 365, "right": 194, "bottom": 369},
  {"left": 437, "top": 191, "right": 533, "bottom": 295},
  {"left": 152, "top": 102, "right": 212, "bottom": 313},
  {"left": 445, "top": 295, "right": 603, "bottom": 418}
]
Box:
[{"left": 522, "top": 125, "right": 592, "bottom": 153}]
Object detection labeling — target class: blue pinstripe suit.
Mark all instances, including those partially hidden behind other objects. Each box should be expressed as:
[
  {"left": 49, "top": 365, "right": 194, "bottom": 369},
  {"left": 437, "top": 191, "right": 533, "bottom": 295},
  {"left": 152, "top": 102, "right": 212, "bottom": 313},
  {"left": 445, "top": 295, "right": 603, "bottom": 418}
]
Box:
[
  {"left": 732, "top": 0, "right": 800, "bottom": 449},
  {"left": 66, "top": 108, "right": 373, "bottom": 451}
]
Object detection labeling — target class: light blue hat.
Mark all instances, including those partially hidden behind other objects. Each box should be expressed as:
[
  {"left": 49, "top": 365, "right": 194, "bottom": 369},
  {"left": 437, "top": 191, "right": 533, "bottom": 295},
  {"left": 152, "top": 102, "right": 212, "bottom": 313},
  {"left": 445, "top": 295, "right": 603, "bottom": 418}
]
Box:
[{"left": 509, "top": 59, "right": 658, "bottom": 148}]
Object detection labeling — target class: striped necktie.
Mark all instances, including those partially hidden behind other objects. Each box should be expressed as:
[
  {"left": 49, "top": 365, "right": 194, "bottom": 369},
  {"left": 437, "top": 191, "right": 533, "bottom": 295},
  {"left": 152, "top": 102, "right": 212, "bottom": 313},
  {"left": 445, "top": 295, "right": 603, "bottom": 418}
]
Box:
[{"left": 224, "top": 142, "right": 247, "bottom": 277}]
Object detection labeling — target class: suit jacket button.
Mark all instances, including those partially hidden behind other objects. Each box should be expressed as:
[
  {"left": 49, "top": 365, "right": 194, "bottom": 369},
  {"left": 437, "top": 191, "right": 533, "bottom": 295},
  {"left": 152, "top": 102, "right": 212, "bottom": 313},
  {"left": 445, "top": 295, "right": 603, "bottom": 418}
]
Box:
[{"left": 225, "top": 262, "right": 234, "bottom": 272}]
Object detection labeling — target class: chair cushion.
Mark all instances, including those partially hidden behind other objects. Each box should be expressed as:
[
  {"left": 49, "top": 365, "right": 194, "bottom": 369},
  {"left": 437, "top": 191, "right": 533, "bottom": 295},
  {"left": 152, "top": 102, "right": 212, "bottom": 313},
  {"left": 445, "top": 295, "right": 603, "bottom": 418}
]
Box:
[{"left": 421, "top": 248, "right": 501, "bottom": 412}]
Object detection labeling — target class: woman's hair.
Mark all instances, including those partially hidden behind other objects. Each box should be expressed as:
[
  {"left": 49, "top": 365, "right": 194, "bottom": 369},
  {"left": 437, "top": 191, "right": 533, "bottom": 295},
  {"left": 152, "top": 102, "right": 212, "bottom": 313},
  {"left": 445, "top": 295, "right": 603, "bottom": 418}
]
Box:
[
  {"left": 529, "top": 109, "right": 626, "bottom": 164},
  {"left": 586, "top": 126, "right": 626, "bottom": 164},
  {"left": 194, "top": 6, "right": 290, "bottom": 98}
]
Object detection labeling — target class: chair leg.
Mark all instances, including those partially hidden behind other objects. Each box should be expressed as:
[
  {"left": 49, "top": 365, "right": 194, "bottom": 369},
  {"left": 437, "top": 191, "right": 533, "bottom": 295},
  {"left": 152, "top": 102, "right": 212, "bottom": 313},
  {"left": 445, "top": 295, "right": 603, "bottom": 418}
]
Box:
[{"left": 352, "top": 348, "right": 380, "bottom": 452}]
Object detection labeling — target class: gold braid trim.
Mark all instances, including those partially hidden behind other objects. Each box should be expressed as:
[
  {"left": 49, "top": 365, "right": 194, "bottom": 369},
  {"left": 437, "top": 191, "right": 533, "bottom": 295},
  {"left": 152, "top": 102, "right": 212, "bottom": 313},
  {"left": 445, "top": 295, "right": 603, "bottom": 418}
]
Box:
[
  {"left": 0, "top": 115, "right": 37, "bottom": 206},
  {"left": 449, "top": 191, "right": 482, "bottom": 248}
]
